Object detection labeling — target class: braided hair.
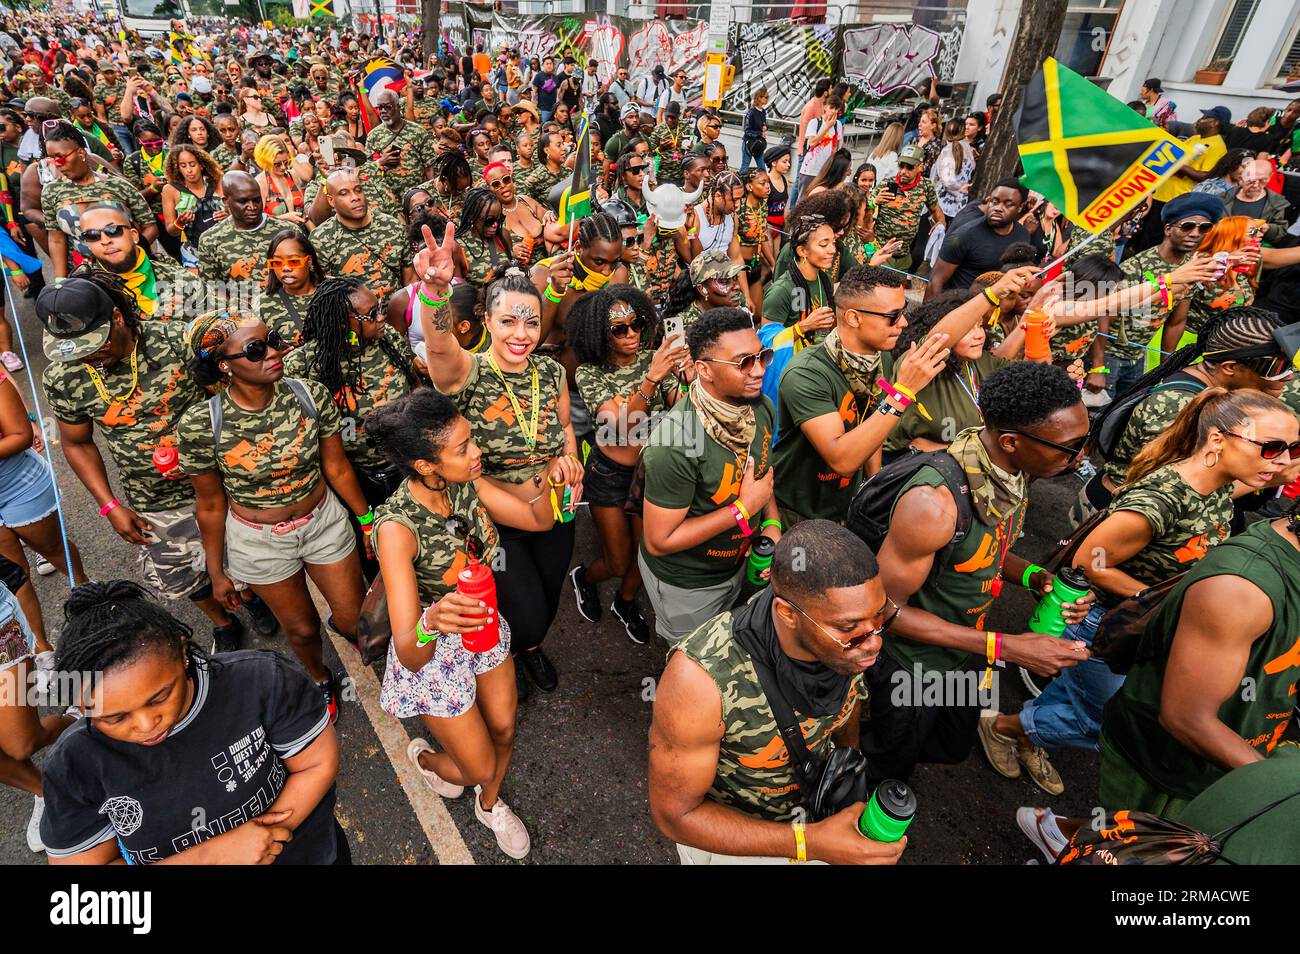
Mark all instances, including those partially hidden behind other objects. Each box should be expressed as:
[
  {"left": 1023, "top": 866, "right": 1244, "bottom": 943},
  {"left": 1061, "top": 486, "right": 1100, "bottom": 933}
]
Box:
[
  {"left": 66, "top": 262, "right": 143, "bottom": 336},
  {"left": 430, "top": 150, "right": 471, "bottom": 194},
  {"left": 577, "top": 211, "right": 622, "bottom": 250},
  {"left": 459, "top": 186, "right": 506, "bottom": 242},
  {"left": 303, "top": 276, "right": 418, "bottom": 410},
  {"left": 707, "top": 169, "right": 742, "bottom": 208},
  {"left": 55, "top": 579, "right": 212, "bottom": 680},
  {"left": 42, "top": 120, "right": 86, "bottom": 154},
  {"left": 565, "top": 284, "right": 660, "bottom": 368}
]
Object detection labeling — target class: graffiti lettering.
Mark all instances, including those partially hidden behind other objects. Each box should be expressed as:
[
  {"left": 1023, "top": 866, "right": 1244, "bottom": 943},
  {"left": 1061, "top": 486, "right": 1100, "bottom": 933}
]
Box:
[{"left": 843, "top": 24, "right": 942, "bottom": 97}]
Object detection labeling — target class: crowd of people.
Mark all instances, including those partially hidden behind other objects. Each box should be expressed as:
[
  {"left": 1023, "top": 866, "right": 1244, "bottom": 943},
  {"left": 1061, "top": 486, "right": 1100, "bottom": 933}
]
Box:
[{"left": 0, "top": 13, "right": 1298, "bottom": 867}]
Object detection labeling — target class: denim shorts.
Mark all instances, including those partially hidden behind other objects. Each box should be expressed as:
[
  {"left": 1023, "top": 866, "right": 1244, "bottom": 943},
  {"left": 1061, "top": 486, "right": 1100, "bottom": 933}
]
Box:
[
  {"left": 583, "top": 445, "right": 636, "bottom": 508},
  {"left": 0, "top": 582, "right": 35, "bottom": 673},
  {"left": 0, "top": 449, "right": 59, "bottom": 529}
]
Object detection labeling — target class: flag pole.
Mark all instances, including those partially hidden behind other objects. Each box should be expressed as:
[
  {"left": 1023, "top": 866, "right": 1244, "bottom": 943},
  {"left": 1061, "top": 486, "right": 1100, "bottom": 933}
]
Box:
[{"left": 1034, "top": 227, "right": 1110, "bottom": 280}]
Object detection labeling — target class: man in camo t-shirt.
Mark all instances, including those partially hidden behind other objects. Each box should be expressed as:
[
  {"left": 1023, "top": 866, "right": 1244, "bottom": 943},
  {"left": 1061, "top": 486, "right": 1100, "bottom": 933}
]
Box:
[
  {"left": 310, "top": 168, "right": 412, "bottom": 307},
  {"left": 365, "top": 89, "right": 436, "bottom": 204},
  {"left": 870, "top": 144, "right": 943, "bottom": 272}
]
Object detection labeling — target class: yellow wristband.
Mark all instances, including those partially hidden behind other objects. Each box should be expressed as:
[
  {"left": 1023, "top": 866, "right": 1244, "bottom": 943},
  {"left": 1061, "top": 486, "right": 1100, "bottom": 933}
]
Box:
[
  {"left": 983, "top": 287, "right": 1001, "bottom": 307},
  {"left": 791, "top": 820, "right": 807, "bottom": 863},
  {"left": 733, "top": 498, "right": 751, "bottom": 523},
  {"left": 893, "top": 382, "right": 917, "bottom": 401}
]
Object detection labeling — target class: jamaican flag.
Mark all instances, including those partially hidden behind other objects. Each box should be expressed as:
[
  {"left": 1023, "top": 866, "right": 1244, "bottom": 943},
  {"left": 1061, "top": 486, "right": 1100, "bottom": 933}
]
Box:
[
  {"left": 558, "top": 111, "right": 594, "bottom": 227},
  {"left": 1017, "top": 58, "right": 1191, "bottom": 234}
]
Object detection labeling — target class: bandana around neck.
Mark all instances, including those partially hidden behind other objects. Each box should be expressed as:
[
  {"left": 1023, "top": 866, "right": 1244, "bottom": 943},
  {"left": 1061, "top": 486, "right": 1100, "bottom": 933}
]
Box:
[
  {"left": 947, "top": 426, "right": 1026, "bottom": 527},
  {"left": 689, "top": 378, "right": 755, "bottom": 458},
  {"left": 822, "top": 327, "right": 881, "bottom": 404},
  {"left": 121, "top": 247, "right": 158, "bottom": 316}
]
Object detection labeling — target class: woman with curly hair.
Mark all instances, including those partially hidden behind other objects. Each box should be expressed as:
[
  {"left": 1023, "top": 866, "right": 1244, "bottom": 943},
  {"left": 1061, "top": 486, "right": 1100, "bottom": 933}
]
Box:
[
  {"left": 262, "top": 229, "right": 326, "bottom": 344},
  {"left": 176, "top": 310, "right": 371, "bottom": 721},
  {"left": 169, "top": 114, "right": 219, "bottom": 155},
  {"left": 565, "top": 286, "right": 686, "bottom": 644},
  {"left": 161, "top": 144, "right": 226, "bottom": 269},
  {"left": 253, "top": 134, "right": 309, "bottom": 229}
]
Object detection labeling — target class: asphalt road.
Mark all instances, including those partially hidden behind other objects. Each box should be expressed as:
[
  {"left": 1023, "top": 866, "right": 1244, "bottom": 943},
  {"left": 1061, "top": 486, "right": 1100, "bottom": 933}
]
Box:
[{"left": 0, "top": 255, "right": 1101, "bottom": 867}]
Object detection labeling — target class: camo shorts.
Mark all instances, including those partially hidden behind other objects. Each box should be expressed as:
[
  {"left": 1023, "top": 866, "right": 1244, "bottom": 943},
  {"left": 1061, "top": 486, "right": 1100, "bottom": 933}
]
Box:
[{"left": 138, "top": 507, "right": 210, "bottom": 601}]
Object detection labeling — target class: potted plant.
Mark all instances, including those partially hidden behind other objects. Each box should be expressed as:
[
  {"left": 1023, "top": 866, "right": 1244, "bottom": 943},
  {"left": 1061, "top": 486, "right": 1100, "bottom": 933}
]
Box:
[{"left": 1194, "top": 59, "right": 1231, "bottom": 85}]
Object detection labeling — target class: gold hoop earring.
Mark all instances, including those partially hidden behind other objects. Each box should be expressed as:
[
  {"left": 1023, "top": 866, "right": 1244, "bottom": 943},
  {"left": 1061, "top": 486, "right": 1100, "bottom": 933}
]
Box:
[{"left": 1203, "top": 449, "right": 1221, "bottom": 468}]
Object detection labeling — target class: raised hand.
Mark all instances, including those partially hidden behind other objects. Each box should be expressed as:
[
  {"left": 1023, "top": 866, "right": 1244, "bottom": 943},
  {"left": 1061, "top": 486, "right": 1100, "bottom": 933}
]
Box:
[{"left": 415, "top": 220, "right": 457, "bottom": 292}]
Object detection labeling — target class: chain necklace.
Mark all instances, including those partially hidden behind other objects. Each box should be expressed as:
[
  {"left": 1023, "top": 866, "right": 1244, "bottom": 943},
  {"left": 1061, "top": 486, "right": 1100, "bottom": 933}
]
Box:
[{"left": 85, "top": 341, "right": 139, "bottom": 405}]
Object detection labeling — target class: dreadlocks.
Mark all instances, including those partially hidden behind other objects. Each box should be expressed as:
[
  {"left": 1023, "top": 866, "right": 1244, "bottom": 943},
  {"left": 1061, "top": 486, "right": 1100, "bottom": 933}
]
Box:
[
  {"left": 459, "top": 186, "right": 506, "bottom": 241},
  {"left": 55, "top": 579, "right": 211, "bottom": 678},
  {"left": 430, "top": 150, "right": 471, "bottom": 193},
  {"left": 303, "top": 277, "right": 419, "bottom": 410}
]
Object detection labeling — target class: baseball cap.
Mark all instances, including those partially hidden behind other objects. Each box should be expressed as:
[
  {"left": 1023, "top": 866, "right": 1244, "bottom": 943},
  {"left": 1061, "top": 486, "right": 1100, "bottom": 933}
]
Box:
[
  {"left": 37, "top": 278, "right": 117, "bottom": 363},
  {"left": 689, "top": 249, "right": 743, "bottom": 285},
  {"left": 898, "top": 144, "right": 925, "bottom": 166},
  {"left": 1199, "top": 105, "right": 1231, "bottom": 127},
  {"left": 191, "top": 76, "right": 213, "bottom": 95}
]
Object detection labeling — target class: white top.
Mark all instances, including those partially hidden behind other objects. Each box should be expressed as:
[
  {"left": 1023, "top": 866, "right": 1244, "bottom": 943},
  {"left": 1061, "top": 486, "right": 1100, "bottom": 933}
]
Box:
[
  {"left": 656, "top": 87, "right": 688, "bottom": 115},
  {"left": 801, "top": 117, "right": 843, "bottom": 179},
  {"left": 869, "top": 149, "right": 899, "bottom": 182},
  {"left": 931, "top": 141, "right": 975, "bottom": 217},
  {"left": 694, "top": 201, "right": 735, "bottom": 254},
  {"left": 636, "top": 75, "right": 667, "bottom": 106}
]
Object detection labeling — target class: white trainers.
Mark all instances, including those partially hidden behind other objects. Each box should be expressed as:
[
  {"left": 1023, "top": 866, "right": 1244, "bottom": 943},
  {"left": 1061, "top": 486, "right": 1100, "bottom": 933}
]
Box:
[
  {"left": 474, "top": 786, "right": 531, "bottom": 859},
  {"left": 1, "top": 351, "right": 23, "bottom": 372},
  {"left": 32, "top": 651, "right": 56, "bottom": 702},
  {"left": 33, "top": 554, "right": 56, "bottom": 576},
  {"left": 1016, "top": 806, "right": 1067, "bottom": 864},
  {"left": 27, "top": 796, "right": 44, "bottom": 853},
  {"left": 406, "top": 738, "right": 465, "bottom": 799}
]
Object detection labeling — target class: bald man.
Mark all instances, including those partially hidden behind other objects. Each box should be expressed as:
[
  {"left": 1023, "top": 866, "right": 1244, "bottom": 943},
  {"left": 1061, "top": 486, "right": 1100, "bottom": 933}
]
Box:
[
  {"left": 1225, "top": 159, "right": 1292, "bottom": 245},
  {"left": 364, "top": 88, "right": 436, "bottom": 200},
  {"left": 309, "top": 167, "right": 412, "bottom": 305},
  {"left": 197, "top": 171, "right": 300, "bottom": 289}
]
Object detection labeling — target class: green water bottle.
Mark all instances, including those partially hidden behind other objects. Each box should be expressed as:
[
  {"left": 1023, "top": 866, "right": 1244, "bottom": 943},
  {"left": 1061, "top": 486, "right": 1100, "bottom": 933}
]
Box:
[
  {"left": 746, "top": 534, "right": 776, "bottom": 587},
  {"left": 1027, "top": 566, "right": 1091, "bottom": 637},
  {"left": 858, "top": 779, "right": 916, "bottom": 842}
]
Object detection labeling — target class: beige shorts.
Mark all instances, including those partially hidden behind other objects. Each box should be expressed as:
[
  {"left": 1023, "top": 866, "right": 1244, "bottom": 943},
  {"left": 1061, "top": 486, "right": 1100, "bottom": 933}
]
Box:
[{"left": 224, "top": 490, "right": 356, "bottom": 586}]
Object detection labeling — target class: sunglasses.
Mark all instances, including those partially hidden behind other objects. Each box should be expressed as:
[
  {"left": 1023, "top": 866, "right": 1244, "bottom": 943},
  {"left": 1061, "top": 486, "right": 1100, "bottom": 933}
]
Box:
[
  {"left": 80, "top": 222, "right": 128, "bottom": 241},
  {"left": 700, "top": 347, "right": 774, "bottom": 374},
  {"left": 353, "top": 304, "right": 383, "bottom": 323},
  {"left": 898, "top": 162, "right": 918, "bottom": 170},
  {"left": 1227, "top": 432, "right": 1300, "bottom": 461},
  {"left": 49, "top": 148, "right": 86, "bottom": 166},
  {"left": 222, "top": 330, "right": 289, "bottom": 363},
  {"left": 1172, "top": 221, "right": 1212, "bottom": 234},
  {"left": 847, "top": 305, "right": 908, "bottom": 326},
  {"left": 268, "top": 254, "right": 310, "bottom": 269},
  {"left": 486, "top": 174, "right": 513, "bottom": 189},
  {"left": 445, "top": 515, "right": 485, "bottom": 561},
  {"left": 1004, "top": 429, "right": 1089, "bottom": 457},
  {"left": 139, "top": 138, "right": 164, "bottom": 150},
  {"left": 626, "top": 164, "right": 647, "bottom": 175},
  {"left": 609, "top": 317, "right": 646, "bottom": 338},
  {"left": 483, "top": 215, "right": 506, "bottom": 228},
  {"left": 622, "top": 234, "right": 642, "bottom": 249},
  {"left": 782, "top": 596, "right": 900, "bottom": 650}
]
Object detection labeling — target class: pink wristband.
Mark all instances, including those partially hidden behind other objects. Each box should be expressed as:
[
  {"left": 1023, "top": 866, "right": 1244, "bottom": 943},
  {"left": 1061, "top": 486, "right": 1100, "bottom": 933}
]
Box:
[
  {"left": 729, "top": 503, "right": 753, "bottom": 536},
  {"left": 875, "top": 376, "right": 913, "bottom": 408},
  {"left": 99, "top": 499, "right": 121, "bottom": 517}
]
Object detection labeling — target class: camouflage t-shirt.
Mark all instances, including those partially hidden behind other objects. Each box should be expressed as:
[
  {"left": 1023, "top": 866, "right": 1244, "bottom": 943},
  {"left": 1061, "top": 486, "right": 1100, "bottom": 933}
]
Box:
[
  {"left": 124, "top": 149, "right": 167, "bottom": 215},
  {"left": 518, "top": 162, "right": 566, "bottom": 205},
  {"left": 175, "top": 377, "right": 342, "bottom": 509},
  {"left": 1106, "top": 463, "right": 1234, "bottom": 589},
  {"left": 373, "top": 479, "right": 499, "bottom": 608},
  {"left": 310, "top": 211, "right": 409, "bottom": 305},
  {"left": 870, "top": 177, "right": 939, "bottom": 246},
  {"left": 574, "top": 351, "right": 674, "bottom": 449},
  {"left": 42, "top": 322, "right": 204, "bottom": 512},
  {"left": 648, "top": 122, "right": 687, "bottom": 186},
  {"left": 41, "top": 173, "right": 155, "bottom": 272},
  {"left": 283, "top": 324, "right": 416, "bottom": 469},
  {"left": 459, "top": 229, "right": 513, "bottom": 286},
  {"left": 1185, "top": 270, "right": 1255, "bottom": 337},
  {"left": 1115, "top": 245, "right": 1190, "bottom": 360},
  {"left": 448, "top": 352, "right": 568, "bottom": 485},
  {"left": 364, "top": 121, "right": 436, "bottom": 202},
  {"left": 1103, "top": 377, "right": 1206, "bottom": 484},
  {"left": 197, "top": 216, "right": 292, "bottom": 288},
  {"left": 260, "top": 286, "right": 315, "bottom": 344},
  {"left": 209, "top": 142, "right": 239, "bottom": 170},
  {"left": 93, "top": 81, "right": 126, "bottom": 119},
  {"left": 674, "top": 599, "right": 866, "bottom": 822}
]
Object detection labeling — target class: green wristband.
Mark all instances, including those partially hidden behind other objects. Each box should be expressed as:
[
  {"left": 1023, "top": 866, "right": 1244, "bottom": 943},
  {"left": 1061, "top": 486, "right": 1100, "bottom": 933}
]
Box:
[
  {"left": 416, "top": 613, "right": 439, "bottom": 646},
  {"left": 759, "top": 519, "right": 782, "bottom": 532},
  {"left": 356, "top": 509, "right": 374, "bottom": 526},
  {"left": 1022, "top": 563, "right": 1046, "bottom": 589}
]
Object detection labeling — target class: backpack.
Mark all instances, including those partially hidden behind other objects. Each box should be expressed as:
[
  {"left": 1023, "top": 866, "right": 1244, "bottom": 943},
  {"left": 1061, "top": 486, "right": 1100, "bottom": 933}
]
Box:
[
  {"left": 845, "top": 451, "right": 973, "bottom": 578},
  {"left": 209, "top": 377, "right": 317, "bottom": 445},
  {"left": 1088, "top": 374, "right": 1205, "bottom": 462}
]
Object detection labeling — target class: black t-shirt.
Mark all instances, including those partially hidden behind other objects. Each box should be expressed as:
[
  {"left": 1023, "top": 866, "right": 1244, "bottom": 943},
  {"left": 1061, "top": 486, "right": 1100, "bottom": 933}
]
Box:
[
  {"left": 40, "top": 651, "right": 336, "bottom": 865},
  {"left": 1232, "top": 194, "right": 1268, "bottom": 219},
  {"left": 1221, "top": 124, "right": 1277, "bottom": 156},
  {"left": 947, "top": 200, "right": 986, "bottom": 235},
  {"left": 938, "top": 217, "right": 1034, "bottom": 291}
]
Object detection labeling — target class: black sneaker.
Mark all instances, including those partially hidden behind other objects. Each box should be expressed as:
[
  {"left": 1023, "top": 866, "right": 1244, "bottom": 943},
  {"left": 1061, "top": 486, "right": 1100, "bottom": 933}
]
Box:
[
  {"left": 611, "top": 597, "right": 650, "bottom": 645},
  {"left": 244, "top": 594, "right": 280, "bottom": 636},
  {"left": 316, "top": 671, "right": 340, "bottom": 724},
  {"left": 569, "top": 564, "right": 602, "bottom": 622},
  {"left": 514, "top": 660, "right": 531, "bottom": 703},
  {"left": 212, "top": 617, "right": 245, "bottom": 653},
  {"left": 519, "top": 647, "right": 557, "bottom": 692}
]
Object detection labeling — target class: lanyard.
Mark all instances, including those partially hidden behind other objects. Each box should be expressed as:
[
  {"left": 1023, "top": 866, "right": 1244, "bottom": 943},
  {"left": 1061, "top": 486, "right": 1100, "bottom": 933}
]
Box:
[
  {"left": 955, "top": 362, "right": 980, "bottom": 410},
  {"left": 86, "top": 342, "right": 139, "bottom": 405},
  {"left": 485, "top": 352, "right": 539, "bottom": 450}
]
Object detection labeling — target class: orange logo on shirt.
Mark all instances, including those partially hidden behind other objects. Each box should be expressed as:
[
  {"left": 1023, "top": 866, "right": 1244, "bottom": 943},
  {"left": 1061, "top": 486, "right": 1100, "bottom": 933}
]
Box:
[
  {"left": 954, "top": 531, "right": 997, "bottom": 574},
  {"left": 709, "top": 460, "right": 743, "bottom": 505},
  {"left": 483, "top": 394, "right": 516, "bottom": 426},
  {"left": 1263, "top": 635, "right": 1300, "bottom": 676},
  {"left": 229, "top": 256, "right": 260, "bottom": 280},
  {"left": 341, "top": 252, "right": 370, "bottom": 275},
  {"left": 441, "top": 550, "right": 469, "bottom": 588},
  {"left": 1174, "top": 533, "right": 1210, "bottom": 563}
]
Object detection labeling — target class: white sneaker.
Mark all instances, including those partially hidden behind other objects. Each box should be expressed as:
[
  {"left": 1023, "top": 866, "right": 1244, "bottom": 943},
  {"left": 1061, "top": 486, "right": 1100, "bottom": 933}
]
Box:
[
  {"left": 474, "top": 786, "right": 531, "bottom": 859},
  {"left": 33, "top": 554, "right": 55, "bottom": 576},
  {"left": 27, "top": 796, "right": 44, "bottom": 853},
  {"left": 1016, "top": 806, "right": 1067, "bottom": 864},
  {"left": 1, "top": 351, "right": 23, "bottom": 372},
  {"left": 32, "top": 651, "right": 55, "bottom": 700},
  {"left": 405, "top": 738, "right": 465, "bottom": 799}
]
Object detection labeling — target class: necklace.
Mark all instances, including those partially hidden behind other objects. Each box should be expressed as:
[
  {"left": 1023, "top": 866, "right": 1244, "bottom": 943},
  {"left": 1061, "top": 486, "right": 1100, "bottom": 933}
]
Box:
[
  {"left": 485, "top": 351, "right": 540, "bottom": 450},
  {"left": 85, "top": 341, "right": 139, "bottom": 405},
  {"left": 955, "top": 361, "right": 980, "bottom": 409}
]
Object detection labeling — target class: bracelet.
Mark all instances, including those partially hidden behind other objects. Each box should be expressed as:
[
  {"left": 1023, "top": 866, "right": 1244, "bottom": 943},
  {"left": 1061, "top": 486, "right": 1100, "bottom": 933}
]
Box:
[
  {"left": 7, "top": 269, "right": 20, "bottom": 277},
  {"left": 356, "top": 509, "right": 374, "bottom": 526},
  {"left": 982, "top": 287, "right": 1001, "bottom": 307},
  {"left": 759, "top": 519, "right": 782, "bottom": 532},
  {"left": 893, "top": 382, "right": 918, "bottom": 402},
  {"left": 733, "top": 498, "right": 751, "bottom": 523},
  {"left": 1021, "top": 563, "right": 1045, "bottom": 589},
  {"left": 416, "top": 611, "right": 439, "bottom": 646},
  {"left": 729, "top": 502, "right": 753, "bottom": 536},
  {"left": 417, "top": 288, "right": 450, "bottom": 309},
  {"left": 1086, "top": 366, "right": 1110, "bottom": 374},
  {"left": 686, "top": 229, "right": 698, "bottom": 239},
  {"left": 790, "top": 821, "right": 807, "bottom": 864},
  {"left": 543, "top": 283, "right": 565, "bottom": 303},
  {"left": 99, "top": 499, "right": 121, "bottom": 517},
  {"left": 875, "top": 376, "right": 912, "bottom": 408}
]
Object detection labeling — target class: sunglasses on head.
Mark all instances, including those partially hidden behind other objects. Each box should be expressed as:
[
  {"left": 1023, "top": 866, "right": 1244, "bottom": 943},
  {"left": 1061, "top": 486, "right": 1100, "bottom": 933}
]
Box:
[
  {"left": 222, "top": 329, "right": 289, "bottom": 363},
  {"left": 609, "top": 317, "right": 646, "bottom": 338},
  {"left": 268, "top": 254, "right": 310, "bottom": 269},
  {"left": 1227, "top": 432, "right": 1300, "bottom": 461},
  {"left": 80, "top": 222, "right": 127, "bottom": 241},
  {"left": 445, "top": 515, "right": 485, "bottom": 560},
  {"left": 700, "top": 347, "right": 774, "bottom": 374}
]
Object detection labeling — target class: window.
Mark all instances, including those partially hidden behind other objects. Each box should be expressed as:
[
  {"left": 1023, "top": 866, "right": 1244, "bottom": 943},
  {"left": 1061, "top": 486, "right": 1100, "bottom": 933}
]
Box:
[
  {"left": 120, "top": 0, "right": 182, "bottom": 17},
  {"left": 1276, "top": 24, "right": 1300, "bottom": 81},
  {"left": 1055, "top": 1, "right": 1125, "bottom": 78},
  {"left": 1208, "top": 0, "right": 1258, "bottom": 67}
]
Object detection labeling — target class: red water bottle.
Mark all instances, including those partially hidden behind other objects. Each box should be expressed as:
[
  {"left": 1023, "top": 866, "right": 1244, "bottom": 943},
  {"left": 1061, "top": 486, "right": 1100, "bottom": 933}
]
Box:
[
  {"left": 1233, "top": 240, "right": 1260, "bottom": 274},
  {"left": 153, "top": 443, "right": 181, "bottom": 479},
  {"left": 456, "top": 561, "right": 500, "bottom": 653}
]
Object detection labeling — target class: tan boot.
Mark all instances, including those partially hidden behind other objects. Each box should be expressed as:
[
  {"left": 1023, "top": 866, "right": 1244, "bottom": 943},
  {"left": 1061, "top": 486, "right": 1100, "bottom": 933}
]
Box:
[{"left": 977, "top": 712, "right": 1021, "bottom": 779}]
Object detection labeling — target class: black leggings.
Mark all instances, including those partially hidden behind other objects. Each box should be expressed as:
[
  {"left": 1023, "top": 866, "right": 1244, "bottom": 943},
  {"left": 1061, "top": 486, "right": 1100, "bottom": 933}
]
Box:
[{"left": 495, "top": 519, "right": 577, "bottom": 654}]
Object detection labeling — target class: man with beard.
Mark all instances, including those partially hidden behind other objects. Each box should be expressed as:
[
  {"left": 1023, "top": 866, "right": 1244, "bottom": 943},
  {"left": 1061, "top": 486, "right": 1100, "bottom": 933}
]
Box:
[
  {"left": 648, "top": 520, "right": 906, "bottom": 865},
  {"left": 870, "top": 143, "right": 943, "bottom": 271},
  {"left": 76, "top": 203, "right": 194, "bottom": 319},
  {"left": 603, "top": 102, "right": 643, "bottom": 163},
  {"left": 926, "top": 180, "right": 1033, "bottom": 298},
  {"left": 247, "top": 48, "right": 286, "bottom": 115},
  {"left": 310, "top": 167, "right": 411, "bottom": 306},
  {"left": 365, "top": 88, "right": 436, "bottom": 207},
  {"left": 859, "top": 362, "right": 1093, "bottom": 783},
  {"left": 198, "top": 171, "right": 295, "bottom": 289}
]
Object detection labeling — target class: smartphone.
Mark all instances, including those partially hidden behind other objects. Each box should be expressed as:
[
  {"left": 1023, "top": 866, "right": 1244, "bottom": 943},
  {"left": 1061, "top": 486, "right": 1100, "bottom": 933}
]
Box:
[{"left": 663, "top": 314, "right": 684, "bottom": 346}]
